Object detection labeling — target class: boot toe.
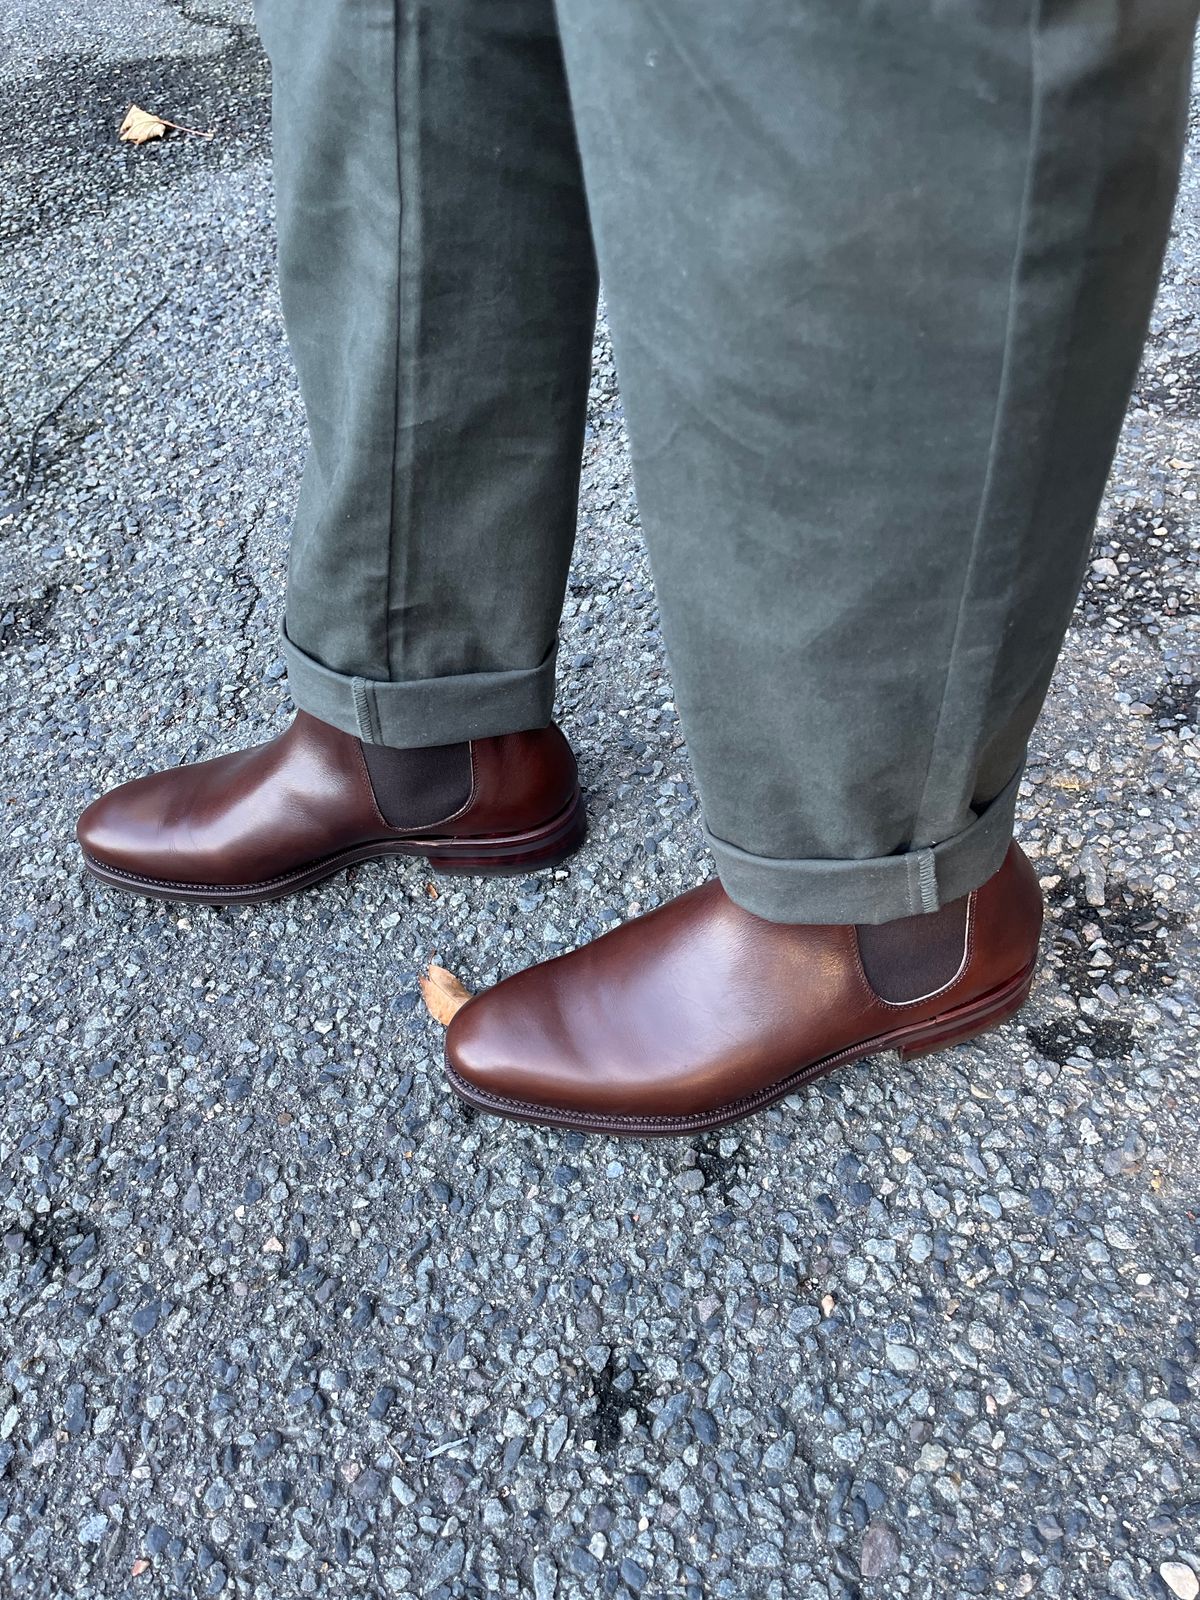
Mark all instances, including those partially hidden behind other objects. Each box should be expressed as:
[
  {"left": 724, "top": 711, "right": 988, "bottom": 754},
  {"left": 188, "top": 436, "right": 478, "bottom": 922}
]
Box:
[
  {"left": 76, "top": 771, "right": 192, "bottom": 885},
  {"left": 77, "top": 783, "right": 145, "bottom": 875},
  {"left": 444, "top": 973, "right": 601, "bottom": 1119},
  {"left": 445, "top": 986, "right": 544, "bottom": 1105}
]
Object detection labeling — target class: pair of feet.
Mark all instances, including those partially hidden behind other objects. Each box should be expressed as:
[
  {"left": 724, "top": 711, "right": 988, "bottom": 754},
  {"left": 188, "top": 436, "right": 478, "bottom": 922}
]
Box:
[{"left": 77, "top": 713, "right": 1044, "bottom": 1136}]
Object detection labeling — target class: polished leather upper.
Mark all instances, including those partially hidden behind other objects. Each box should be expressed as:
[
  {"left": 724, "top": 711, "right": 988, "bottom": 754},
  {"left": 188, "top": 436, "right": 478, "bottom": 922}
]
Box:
[
  {"left": 446, "top": 843, "right": 1043, "bottom": 1120},
  {"left": 77, "top": 712, "right": 578, "bottom": 888}
]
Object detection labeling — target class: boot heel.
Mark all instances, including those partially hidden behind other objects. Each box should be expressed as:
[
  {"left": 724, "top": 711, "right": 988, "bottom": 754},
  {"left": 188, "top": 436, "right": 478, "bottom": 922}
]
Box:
[
  {"left": 424, "top": 789, "right": 587, "bottom": 876},
  {"left": 896, "top": 962, "right": 1036, "bottom": 1062}
]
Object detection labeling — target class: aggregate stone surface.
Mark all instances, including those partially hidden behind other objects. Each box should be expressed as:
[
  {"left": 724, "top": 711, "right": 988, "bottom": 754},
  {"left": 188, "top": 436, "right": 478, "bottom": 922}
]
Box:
[{"left": 1, "top": 6, "right": 1198, "bottom": 1599}]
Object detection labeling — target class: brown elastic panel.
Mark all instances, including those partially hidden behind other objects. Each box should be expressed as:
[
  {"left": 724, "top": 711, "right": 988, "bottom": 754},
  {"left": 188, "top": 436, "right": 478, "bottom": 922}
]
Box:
[
  {"left": 856, "top": 895, "right": 970, "bottom": 1004},
  {"left": 360, "top": 741, "right": 473, "bottom": 831}
]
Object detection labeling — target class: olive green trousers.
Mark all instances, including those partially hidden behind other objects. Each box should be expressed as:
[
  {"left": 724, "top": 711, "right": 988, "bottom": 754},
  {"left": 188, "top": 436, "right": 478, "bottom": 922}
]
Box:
[{"left": 252, "top": 0, "right": 1196, "bottom": 923}]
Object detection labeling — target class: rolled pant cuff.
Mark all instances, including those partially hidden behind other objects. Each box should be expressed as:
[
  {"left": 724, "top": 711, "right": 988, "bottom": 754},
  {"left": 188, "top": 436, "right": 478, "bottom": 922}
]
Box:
[
  {"left": 706, "top": 766, "right": 1025, "bottom": 926},
  {"left": 281, "top": 626, "right": 559, "bottom": 748}
]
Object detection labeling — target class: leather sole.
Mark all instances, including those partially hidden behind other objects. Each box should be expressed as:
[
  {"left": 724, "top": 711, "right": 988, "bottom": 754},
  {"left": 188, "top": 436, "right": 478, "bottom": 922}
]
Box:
[
  {"left": 442, "top": 955, "right": 1038, "bottom": 1138},
  {"left": 81, "top": 789, "right": 587, "bottom": 905}
]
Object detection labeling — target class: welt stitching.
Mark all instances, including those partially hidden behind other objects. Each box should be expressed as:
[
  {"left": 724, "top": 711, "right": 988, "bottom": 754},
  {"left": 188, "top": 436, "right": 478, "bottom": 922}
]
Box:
[{"left": 84, "top": 849, "right": 383, "bottom": 894}]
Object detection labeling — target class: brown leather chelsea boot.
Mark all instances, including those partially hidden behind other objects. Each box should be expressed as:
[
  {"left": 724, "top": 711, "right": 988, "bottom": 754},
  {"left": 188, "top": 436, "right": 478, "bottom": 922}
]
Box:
[
  {"left": 444, "top": 842, "right": 1043, "bottom": 1137},
  {"left": 77, "top": 711, "right": 585, "bottom": 903}
]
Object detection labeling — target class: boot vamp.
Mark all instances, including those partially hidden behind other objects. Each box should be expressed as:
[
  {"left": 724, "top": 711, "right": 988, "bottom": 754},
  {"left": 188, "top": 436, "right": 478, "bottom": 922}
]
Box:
[
  {"left": 446, "top": 880, "right": 884, "bottom": 1120},
  {"left": 76, "top": 719, "right": 377, "bottom": 887}
]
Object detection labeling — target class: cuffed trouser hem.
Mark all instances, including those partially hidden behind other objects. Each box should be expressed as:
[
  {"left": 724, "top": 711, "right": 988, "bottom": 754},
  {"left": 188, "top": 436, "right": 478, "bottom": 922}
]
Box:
[
  {"left": 281, "top": 626, "right": 559, "bottom": 748},
  {"left": 706, "top": 766, "right": 1025, "bottom": 926}
]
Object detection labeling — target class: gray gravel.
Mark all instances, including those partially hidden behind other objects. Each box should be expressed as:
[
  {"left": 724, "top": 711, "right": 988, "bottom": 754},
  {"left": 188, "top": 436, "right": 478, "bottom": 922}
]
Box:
[{"left": 2, "top": 5, "right": 1199, "bottom": 1598}]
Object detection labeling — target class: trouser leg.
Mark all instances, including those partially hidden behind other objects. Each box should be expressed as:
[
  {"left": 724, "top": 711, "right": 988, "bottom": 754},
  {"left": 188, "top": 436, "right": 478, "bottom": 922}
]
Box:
[
  {"left": 252, "top": 0, "right": 598, "bottom": 746},
  {"left": 553, "top": 0, "right": 1197, "bottom": 922}
]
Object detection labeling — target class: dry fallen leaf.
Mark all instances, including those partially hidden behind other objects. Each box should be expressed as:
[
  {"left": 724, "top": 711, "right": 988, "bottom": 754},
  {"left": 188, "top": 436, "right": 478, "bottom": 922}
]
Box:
[
  {"left": 119, "top": 103, "right": 214, "bottom": 144},
  {"left": 119, "top": 105, "right": 168, "bottom": 143},
  {"left": 420, "top": 963, "right": 472, "bottom": 1026}
]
